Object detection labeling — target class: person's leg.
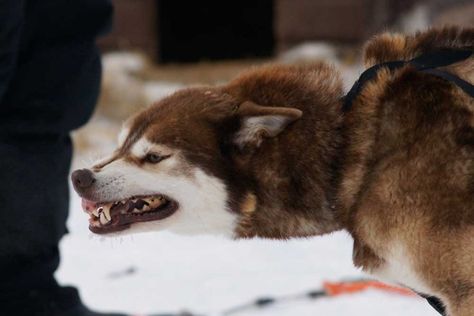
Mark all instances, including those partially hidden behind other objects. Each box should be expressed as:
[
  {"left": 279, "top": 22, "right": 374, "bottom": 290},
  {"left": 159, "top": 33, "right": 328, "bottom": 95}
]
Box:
[
  {"left": 0, "top": 136, "right": 124, "bottom": 316},
  {"left": 0, "top": 134, "right": 76, "bottom": 314},
  {"left": 0, "top": 1, "right": 125, "bottom": 315}
]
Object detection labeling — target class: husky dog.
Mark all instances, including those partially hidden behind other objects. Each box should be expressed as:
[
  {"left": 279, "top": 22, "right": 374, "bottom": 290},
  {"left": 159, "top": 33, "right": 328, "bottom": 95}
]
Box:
[{"left": 72, "top": 27, "right": 474, "bottom": 315}]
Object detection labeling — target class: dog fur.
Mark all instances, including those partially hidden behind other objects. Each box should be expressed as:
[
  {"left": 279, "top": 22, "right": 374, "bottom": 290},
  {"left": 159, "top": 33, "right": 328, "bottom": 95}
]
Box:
[
  {"left": 339, "top": 27, "right": 474, "bottom": 315},
  {"left": 72, "top": 27, "right": 474, "bottom": 315}
]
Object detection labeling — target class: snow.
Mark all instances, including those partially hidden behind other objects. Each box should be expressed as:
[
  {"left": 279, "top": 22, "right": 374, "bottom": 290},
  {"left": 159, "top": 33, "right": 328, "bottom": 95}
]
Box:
[
  {"left": 102, "top": 52, "right": 148, "bottom": 74},
  {"left": 278, "top": 42, "right": 338, "bottom": 63},
  {"left": 143, "top": 81, "right": 183, "bottom": 105},
  {"left": 57, "top": 191, "right": 439, "bottom": 316}
]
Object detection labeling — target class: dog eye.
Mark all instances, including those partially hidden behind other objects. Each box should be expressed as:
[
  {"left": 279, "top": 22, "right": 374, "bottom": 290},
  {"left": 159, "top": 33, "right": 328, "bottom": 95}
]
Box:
[{"left": 144, "top": 153, "right": 170, "bottom": 164}]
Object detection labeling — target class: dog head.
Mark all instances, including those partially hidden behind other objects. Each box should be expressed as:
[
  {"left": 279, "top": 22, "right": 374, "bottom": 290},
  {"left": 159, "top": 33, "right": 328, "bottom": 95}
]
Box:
[{"left": 72, "top": 63, "right": 344, "bottom": 238}]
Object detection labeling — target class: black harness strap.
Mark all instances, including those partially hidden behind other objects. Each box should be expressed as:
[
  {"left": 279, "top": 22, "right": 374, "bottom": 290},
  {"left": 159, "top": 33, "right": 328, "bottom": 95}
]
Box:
[
  {"left": 343, "top": 49, "right": 474, "bottom": 112},
  {"left": 342, "top": 49, "right": 474, "bottom": 316},
  {"left": 421, "top": 68, "right": 474, "bottom": 98}
]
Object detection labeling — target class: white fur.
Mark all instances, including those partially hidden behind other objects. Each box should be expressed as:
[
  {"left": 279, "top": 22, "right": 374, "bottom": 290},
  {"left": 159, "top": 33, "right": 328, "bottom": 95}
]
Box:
[
  {"left": 91, "top": 146, "right": 237, "bottom": 238},
  {"left": 117, "top": 126, "right": 129, "bottom": 146},
  {"left": 131, "top": 138, "right": 154, "bottom": 157},
  {"left": 369, "top": 242, "right": 433, "bottom": 295}
]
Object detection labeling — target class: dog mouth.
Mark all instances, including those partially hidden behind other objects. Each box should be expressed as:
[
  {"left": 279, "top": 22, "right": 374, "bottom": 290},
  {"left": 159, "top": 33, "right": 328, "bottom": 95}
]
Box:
[{"left": 81, "top": 195, "right": 179, "bottom": 234}]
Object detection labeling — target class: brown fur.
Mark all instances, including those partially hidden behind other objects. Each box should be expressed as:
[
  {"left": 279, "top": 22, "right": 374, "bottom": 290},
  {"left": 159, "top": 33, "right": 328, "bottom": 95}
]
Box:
[
  {"left": 89, "top": 27, "right": 473, "bottom": 315},
  {"left": 117, "top": 61, "right": 345, "bottom": 237},
  {"left": 339, "top": 27, "right": 474, "bottom": 315}
]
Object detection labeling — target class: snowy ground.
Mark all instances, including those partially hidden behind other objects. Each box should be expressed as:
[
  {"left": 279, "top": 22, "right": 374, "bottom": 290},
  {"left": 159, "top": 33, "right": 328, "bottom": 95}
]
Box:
[
  {"left": 57, "top": 190, "right": 439, "bottom": 316},
  {"left": 57, "top": 52, "right": 439, "bottom": 316}
]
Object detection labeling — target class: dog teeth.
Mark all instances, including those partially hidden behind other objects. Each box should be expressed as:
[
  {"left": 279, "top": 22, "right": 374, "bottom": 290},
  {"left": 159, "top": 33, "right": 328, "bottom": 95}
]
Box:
[
  {"left": 99, "top": 212, "right": 109, "bottom": 225},
  {"left": 145, "top": 196, "right": 164, "bottom": 208},
  {"left": 93, "top": 205, "right": 112, "bottom": 224},
  {"left": 92, "top": 207, "right": 101, "bottom": 217},
  {"left": 93, "top": 196, "right": 168, "bottom": 218},
  {"left": 103, "top": 207, "right": 111, "bottom": 221}
]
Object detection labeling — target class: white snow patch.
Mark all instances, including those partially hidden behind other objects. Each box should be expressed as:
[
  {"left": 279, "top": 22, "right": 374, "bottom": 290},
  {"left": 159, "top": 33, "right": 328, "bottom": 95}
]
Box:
[
  {"left": 397, "top": 4, "right": 431, "bottom": 34},
  {"left": 57, "top": 188, "right": 439, "bottom": 316},
  {"left": 144, "top": 81, "right": 183, "bottom": 104},
  {"left": 279, "top": 42, "right": 338, "bottom": 64},
  {"left": 102, "top": 52, "right": 147, "bottom": 74}
]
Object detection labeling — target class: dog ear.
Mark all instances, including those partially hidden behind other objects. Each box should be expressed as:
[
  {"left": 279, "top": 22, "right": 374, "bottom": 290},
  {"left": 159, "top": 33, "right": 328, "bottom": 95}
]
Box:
[{"left": 234, "top": 101, "right": 302, "bottom": 149}]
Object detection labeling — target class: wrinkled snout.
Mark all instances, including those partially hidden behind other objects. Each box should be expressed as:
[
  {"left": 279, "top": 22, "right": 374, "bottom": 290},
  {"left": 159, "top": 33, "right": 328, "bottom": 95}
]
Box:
[{"left": 71, "top": 168, "right": 96, "bottom": 195}]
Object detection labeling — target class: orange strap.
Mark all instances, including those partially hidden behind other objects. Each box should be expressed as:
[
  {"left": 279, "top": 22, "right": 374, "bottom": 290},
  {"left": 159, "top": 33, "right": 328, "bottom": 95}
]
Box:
[{"left": 323, "top": 280, "right": 416, "bottom": 297}]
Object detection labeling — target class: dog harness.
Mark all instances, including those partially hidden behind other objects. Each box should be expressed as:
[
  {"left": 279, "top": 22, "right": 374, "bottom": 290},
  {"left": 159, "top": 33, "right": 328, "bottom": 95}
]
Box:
[
  {"left": 343, "top": 48, "right": 474, "bottom": 112},
  {"left": 343, "top": 48, "right": 473, "bottom": 316}
]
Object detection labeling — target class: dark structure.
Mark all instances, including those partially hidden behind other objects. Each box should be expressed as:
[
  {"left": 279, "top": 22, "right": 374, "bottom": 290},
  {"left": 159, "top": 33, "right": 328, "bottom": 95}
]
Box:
[
  {"left": 99, "top": 0, "right": 423, "bottom": 62},
  {"left": 157, "top": 1, "right": 274, "bottom": 63}
]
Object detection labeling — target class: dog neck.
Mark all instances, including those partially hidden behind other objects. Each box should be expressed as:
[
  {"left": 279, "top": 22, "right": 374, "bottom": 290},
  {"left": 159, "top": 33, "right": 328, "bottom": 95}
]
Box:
[{"left": 232, "top": 92, "right": 346, "bottom": 239}]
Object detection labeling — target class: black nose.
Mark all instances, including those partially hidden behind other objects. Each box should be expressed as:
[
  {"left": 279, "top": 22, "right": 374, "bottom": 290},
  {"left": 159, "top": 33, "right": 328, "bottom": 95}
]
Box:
[{"left": 71, "top": 169, "right": 96, "bottom": 192}]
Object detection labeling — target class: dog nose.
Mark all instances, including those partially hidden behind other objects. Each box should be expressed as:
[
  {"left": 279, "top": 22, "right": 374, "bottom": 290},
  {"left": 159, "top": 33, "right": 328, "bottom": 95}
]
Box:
[{"left": 71, "top": 169, "right": 96, "bottom": 191}]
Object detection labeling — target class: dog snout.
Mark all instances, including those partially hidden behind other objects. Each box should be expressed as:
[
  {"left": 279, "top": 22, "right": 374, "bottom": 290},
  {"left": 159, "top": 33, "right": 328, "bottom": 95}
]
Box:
[{"left": 71, "top": 169, "right": 96, "bottom": 193}]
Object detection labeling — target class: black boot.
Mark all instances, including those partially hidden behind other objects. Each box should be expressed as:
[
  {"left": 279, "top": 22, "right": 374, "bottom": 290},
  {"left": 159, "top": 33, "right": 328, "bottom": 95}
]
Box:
[
  {"left": 1, "top": 248, "right": 127, "bottom": 316},
  {"left": 4, "top": 286, "right": 128, "bottom": 316}
]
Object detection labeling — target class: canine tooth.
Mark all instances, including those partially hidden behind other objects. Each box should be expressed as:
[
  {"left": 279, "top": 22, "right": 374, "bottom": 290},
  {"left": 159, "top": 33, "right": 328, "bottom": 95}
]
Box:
[
  {"left": 143, "top": 205, "right": 150, "bottom": 211},
  {"left": 92, "top": 209, "right": 99, "bottom": 217},
  {"left": 99, "top": 212, "right": 109, "bottom": 225},
  {"left": 103, "top": 207, "right": 111, "bottom": 221}
]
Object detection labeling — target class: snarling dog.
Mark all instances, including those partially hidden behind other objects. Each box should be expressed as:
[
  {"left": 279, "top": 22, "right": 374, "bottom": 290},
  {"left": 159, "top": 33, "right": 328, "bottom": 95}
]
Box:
[{"left": 72, "top": 27, "right": 474, "bottom": 315}]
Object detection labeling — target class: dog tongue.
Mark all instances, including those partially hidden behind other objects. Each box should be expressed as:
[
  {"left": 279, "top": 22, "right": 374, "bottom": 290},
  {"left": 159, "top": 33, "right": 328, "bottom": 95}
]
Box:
[{"left": 81, "top": 199, "right": 97, "bottom": 212}]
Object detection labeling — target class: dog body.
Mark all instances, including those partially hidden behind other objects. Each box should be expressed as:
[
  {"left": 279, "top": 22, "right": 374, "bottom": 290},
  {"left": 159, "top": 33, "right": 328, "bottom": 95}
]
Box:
[
  {"left": 339, "top": 28, "right": 474, "bottom": 315},
  {"left": 72, "top": 27, "right": 474, "bottom": 315}
]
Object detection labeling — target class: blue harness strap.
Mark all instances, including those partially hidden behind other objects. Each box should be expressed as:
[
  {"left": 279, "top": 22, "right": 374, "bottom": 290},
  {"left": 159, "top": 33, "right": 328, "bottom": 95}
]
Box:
[{"left": 343, "top": 48, "right": 474, "bottom": 112}]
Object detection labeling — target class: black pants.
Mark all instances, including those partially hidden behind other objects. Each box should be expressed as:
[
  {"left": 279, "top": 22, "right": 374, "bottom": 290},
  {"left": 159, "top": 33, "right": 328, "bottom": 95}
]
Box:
[{"left": 0, "top": 0, "right": 112, "bottom": 314}]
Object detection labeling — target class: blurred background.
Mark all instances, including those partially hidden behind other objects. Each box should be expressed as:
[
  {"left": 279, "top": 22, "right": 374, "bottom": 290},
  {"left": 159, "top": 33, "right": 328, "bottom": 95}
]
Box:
[{"left": 61, "top": 1, "right": 473, "bottom": 315}]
